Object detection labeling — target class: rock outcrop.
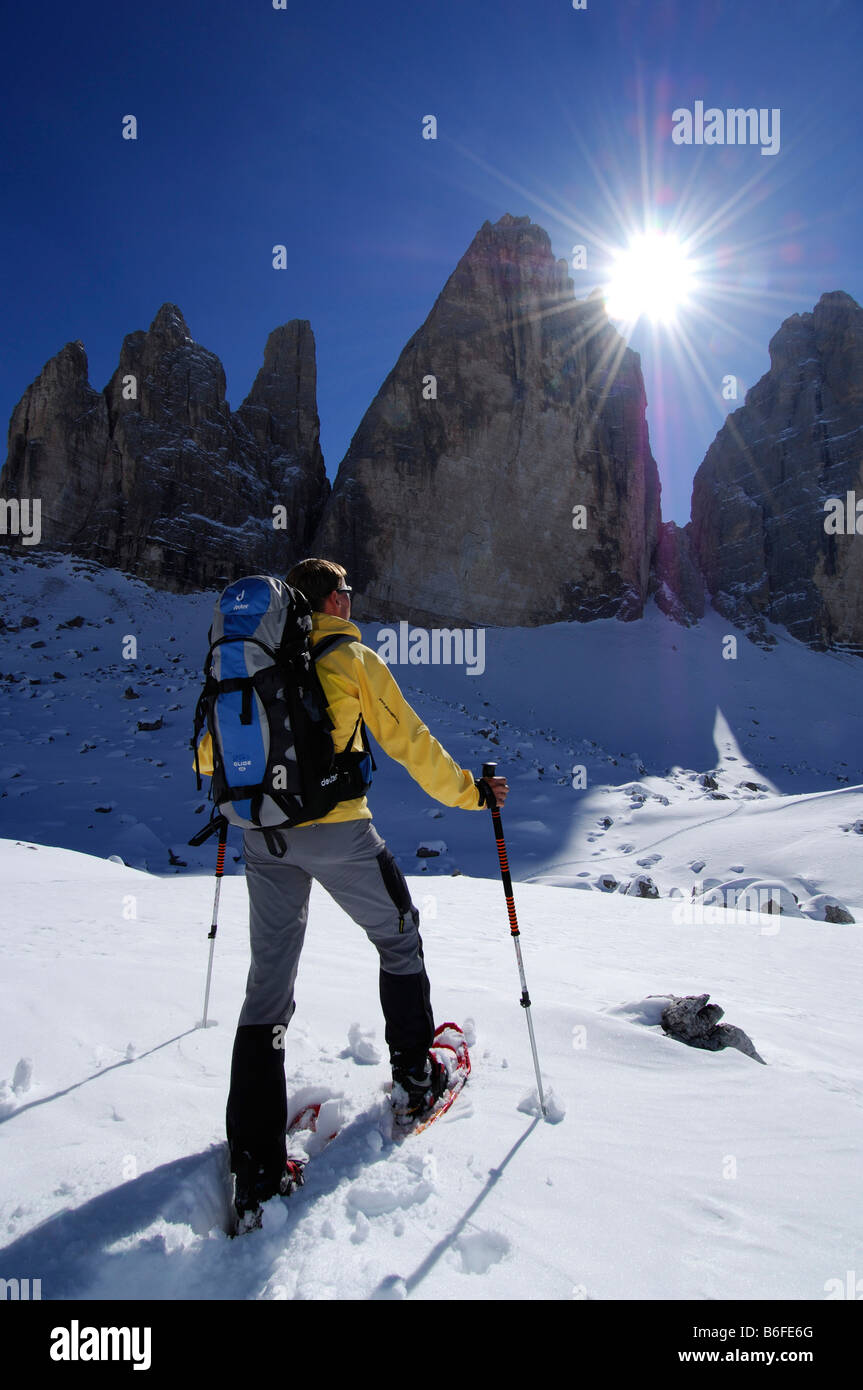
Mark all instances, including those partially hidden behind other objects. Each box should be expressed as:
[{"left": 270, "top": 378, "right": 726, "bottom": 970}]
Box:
[
  {"left": 2, "top": 306, "right": 328, "bottom": 591},
  {"left": 689, "top": 291, "right": 863, "bottom": 651},
  {"left": 314, "top": 214, "right": 662, "bottom": 626},
  {"left": 656, "top": 992, "right": 766, "bottom": 1064}
]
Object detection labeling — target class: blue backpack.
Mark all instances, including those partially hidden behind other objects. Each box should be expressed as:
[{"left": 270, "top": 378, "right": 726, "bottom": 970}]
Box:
[{"left": 191, "top": 576, "right": 373, "bottom": 837}]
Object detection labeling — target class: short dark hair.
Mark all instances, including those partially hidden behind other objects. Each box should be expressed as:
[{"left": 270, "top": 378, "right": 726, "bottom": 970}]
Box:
[{"left": 286, "top": 557, "right": 347, "bottom": 612}]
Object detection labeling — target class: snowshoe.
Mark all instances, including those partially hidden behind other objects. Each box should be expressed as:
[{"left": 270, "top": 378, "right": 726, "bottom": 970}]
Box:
[
  {"left": 391, "top": 1053, "right": 449, "bottom": 1124},
  {"left": 231, "top": 1151, "right": 305, "bottom": 1235},
  {"left": 391, "top": 1022, "right": 471, "bottom": 1132}
]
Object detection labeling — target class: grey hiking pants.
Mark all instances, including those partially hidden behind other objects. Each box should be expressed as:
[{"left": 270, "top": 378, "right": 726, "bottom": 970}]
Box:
[
  {"left": 226, "top": 818, "right": 434, "bottom": 1174},
  {"left": 238, "top": 818, "right": 429, "bottom": 1026}
]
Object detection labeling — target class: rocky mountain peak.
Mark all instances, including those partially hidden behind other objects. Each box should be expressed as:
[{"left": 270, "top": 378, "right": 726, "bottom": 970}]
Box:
[
  {"left": 439, "top": 214, "right": 574, "bottom": 318},
  {"left": 1, "top": 311, "right": 329, "bottom": 591},
  {"left": 238, "top": 319, "right": 322, "bottom": 461},
  {"left": 6, "top": 221, "right": 862, "bottom": 655},
  {"left": 689, "top": 289, "right": 863, "bottom": 651},
  {"left": 147, "top": 302, "right": 193, "bottom": 346},
  {"left": 313, "top": 214, "right": 661, "bottom": 626}
]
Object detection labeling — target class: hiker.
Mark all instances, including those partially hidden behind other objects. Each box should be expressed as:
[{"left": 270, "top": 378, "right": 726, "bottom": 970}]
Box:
[{"left": 224, "top": 558, "right": 508, "bottom": 1214}]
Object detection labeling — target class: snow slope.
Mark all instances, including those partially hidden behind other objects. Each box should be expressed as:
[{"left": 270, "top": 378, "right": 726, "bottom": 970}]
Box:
[
  {"left": 3, "top": 552, "right": 863, "bottom": 906},
  {"left": 1, "top": 838, "right": 860, "bottom": 1302},
  {"left": 1, "top": 553, "right": 862, "bottom": 1302}
]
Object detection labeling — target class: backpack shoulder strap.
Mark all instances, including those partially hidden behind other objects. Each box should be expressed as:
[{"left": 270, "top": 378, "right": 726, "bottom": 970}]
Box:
[
  {"left": 312, "top": 632, "right": 357, "bottom": 662},
  {"left": 311, "top": 633, "right": 376, "bottom": 769}
]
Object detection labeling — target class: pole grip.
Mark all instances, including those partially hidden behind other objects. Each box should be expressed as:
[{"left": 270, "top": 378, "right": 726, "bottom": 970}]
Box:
[{"left": 481, "top": 765, "right": 517, "bottom": 933}]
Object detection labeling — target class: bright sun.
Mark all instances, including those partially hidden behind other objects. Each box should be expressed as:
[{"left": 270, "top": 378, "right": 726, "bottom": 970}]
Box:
[{"left": 604, "top": 231, "right": 696, "bottom": 326}]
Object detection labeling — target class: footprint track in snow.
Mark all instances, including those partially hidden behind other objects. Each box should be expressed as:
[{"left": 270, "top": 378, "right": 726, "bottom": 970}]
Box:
[{"left": 453, "top": 1229, "right": 512, "bottom": 1275}]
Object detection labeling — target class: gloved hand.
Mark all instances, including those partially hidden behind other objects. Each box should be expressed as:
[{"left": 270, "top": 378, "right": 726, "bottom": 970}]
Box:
[{"left": 475, "top": 775, "right": 509, "bottom": 809}]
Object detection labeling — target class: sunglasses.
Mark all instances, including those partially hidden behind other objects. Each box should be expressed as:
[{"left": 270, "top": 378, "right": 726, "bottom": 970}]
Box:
[{"left": 335, "top": 586, "right": 352, "bottom": 595}]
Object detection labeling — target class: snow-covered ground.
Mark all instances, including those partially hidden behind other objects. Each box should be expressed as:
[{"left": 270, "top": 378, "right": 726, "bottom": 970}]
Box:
[
  {"left": 1, "top": 554, "right": 862, "bottom": 1302},
  {"left": 1, "top": 838, "right": 860, "bottom": 1301}
]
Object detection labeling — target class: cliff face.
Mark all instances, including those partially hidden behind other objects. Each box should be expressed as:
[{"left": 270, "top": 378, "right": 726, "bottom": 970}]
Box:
[
  {"left": 689, "top": 291, "right": 863, "bottom": 651},
  {"left": 314, "top": 214, "right": 662, "bottom": 626},
  {"left": 6, "top": 236, "right": 861, "bottom": 657},
  {"left": 2, "top": 306, "right": 329, "bottom": 591},
  {"left": 650, "top": 521, "right": 705, "bottom": 625}
]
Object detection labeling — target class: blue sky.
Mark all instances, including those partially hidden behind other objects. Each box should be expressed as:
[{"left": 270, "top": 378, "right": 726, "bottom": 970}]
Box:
[{"left": 1, "top": 0, "right": 860, "bottom": 526}]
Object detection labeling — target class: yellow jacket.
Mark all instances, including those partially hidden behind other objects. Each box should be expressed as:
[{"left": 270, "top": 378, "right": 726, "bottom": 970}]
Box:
[{"left": 195, "top": 612, "right": 483, "bottom": 824}]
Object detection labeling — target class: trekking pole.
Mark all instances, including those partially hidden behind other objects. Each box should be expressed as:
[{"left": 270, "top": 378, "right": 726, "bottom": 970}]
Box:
[
  {"left": 200, "top": 817, "right": 229, "bottom": 1027},
  {"left": 481, "top": 762, "right": 547, "bottom": 1118}
]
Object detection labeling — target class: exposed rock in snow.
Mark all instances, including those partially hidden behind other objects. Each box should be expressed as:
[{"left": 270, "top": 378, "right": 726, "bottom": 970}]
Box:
[{"left": 655, "top": 992, "right": 767, "bottom": 1064}]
